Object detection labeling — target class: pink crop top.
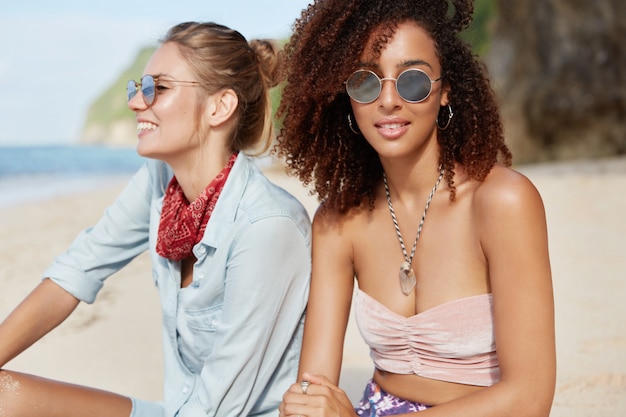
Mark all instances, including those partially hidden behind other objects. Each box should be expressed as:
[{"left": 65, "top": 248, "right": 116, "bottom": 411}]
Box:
[{"left": 354, "top": 289, "right": 500, "bottom": 386}]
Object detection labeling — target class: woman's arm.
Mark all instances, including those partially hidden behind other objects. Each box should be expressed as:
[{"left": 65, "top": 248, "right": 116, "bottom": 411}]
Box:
[
  {"left": 44, "top": 163, "right": 155, "bottom": 303},
  {"left": 297, "top": 208, "right": 356, "bottom": 384},
  {"left": 0, "top": 278, "right": 79, "bottom": 368},
  {"left": 280, "top": 208, "right": 359, "bottom": 417},
  {"left": 1, "top": 163, "right": 156, "bottom": 368},
  {"left": 473, "top": 169, "right": 556, "bottom": 416}
]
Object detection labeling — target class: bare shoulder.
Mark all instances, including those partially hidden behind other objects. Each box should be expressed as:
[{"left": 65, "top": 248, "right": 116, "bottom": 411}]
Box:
[
  {"left": 311, "top": 201, "right": 367, "bottom": 237},
  {"left": 472, "top": 165, "right": 550, "bottom": 280},
  {"left": 310, "top": 201, "right": 373, "bottom": 271},
  {"left": 473, "top": 164, "right": 545, "bottom": 218},
  {"left": 311, "top": 204, "right": 343, "bottom": 238}
]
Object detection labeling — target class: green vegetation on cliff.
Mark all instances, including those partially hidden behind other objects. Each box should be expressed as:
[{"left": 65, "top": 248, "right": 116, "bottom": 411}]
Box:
[
  {"left": 461, "top": 0, "right": 497, "bottom": 57},
  {"left": 89, "top": 46, "right": 156, "bottom": 125},
  {"left": 80, "top": 46, "right": 156, "bottom": 145}
]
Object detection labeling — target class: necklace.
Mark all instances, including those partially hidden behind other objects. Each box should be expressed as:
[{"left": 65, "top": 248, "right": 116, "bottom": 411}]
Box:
[{"left": 383, "top": 166, "right": 444, "bottom": 295}]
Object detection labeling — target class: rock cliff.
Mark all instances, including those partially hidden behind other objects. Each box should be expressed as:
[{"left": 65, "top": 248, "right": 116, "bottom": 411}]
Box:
[{"left": 488, "top": 0, "right": 626, "bottom": 163}]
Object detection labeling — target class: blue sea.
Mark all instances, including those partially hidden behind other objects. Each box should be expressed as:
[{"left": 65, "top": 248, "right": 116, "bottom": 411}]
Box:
[{"left": 0, "top": 145, "right": 146, "bottom": 207}]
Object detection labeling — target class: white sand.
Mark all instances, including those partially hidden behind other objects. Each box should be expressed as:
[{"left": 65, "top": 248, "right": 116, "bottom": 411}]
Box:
[{"left": 1, "top": 157, "right": 625, "bottom": 416}]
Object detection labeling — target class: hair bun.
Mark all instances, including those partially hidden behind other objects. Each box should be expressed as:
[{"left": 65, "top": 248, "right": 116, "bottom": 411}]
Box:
[{"left": 249, "top": 39, "right": 282, "bottom": 88}]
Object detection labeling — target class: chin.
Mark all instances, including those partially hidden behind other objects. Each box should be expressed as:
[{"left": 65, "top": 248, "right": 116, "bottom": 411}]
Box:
[
  {"left": 135, "top": 144, "right": 152, "bottom": 159},
  {"left": 136, "top": 143, "right": 162, "bottom": 161}
]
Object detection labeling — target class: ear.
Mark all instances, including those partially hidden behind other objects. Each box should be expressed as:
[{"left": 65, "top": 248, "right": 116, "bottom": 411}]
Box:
[
  {"left": 439, "top": 78, "right": 452, "bottom": 106},
  {"left": 440, "top": 83, "right": 450, "bottom": 107},
  {"left": 206, "top": 89, "right": 239, "bottom": 127}
]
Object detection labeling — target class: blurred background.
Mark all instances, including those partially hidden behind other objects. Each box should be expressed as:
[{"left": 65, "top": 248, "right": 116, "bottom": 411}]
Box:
[{"left": 2, "top": 1, "right": 625, "bottom": 158}]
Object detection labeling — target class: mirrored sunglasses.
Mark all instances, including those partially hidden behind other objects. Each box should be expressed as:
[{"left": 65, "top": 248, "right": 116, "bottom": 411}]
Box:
[
  {"left": 126, "top": 74, "right": 199, "bottom": 106},
  {"left": 345, "top": 68, "right": 442, "bottom": 104}
]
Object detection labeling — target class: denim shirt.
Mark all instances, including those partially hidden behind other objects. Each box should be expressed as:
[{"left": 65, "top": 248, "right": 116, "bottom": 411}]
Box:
[{"left": 44, "top": 155, "right": 312, "bottom": 416}]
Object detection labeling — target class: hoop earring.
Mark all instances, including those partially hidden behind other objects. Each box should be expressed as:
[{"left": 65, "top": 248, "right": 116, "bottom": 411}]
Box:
[
  {"left": 436, "top": 104, "right": 454, "bottom": 130},
  {"left": 348, "top": 113, "right": 361, "bottom": 135}
]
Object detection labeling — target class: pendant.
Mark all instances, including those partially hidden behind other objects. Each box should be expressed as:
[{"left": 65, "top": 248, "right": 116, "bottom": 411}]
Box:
[{"left": 399, "top": 261, "right": 416, "bottom": 295}]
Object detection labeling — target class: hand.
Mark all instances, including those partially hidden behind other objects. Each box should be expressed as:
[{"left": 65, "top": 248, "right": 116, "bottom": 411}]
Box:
[{"left": 279, "top": 372, "right": 357, "bottom": 417}]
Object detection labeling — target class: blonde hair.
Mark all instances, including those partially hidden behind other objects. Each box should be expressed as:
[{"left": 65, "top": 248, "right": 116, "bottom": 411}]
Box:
[{"left": 162, "top": 22, "right": 282, "bottom": 154}]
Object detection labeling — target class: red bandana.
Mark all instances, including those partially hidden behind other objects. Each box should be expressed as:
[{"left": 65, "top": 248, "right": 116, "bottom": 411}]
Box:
[{"left": 156, "top": 152, "right": 238, "bottom": 261}]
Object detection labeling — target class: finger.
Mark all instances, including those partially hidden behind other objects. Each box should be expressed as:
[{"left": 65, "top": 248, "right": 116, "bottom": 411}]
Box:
[
  {"left": 302, "top": 372, "right": 343, "bottom": 393},
  {"left": 283, "top": 388, "right": 313, "bottom": 406},
  {"left": 300, "top": 381, "right": 308, "bottom": 395},
  {"left": 288, "top": 382, "right": 304, "bottom": 393},
  {"left": 282, "top": 401, "right": 313, "bottom": 417}
]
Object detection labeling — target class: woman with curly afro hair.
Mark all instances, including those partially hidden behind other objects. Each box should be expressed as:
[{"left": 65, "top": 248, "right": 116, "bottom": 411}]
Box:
[{"left": 277, "top": 0, "right": 556, "bottom": 416}]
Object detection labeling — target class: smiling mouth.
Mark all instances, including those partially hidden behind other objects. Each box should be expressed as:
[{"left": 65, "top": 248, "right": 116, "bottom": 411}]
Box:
[
  {"left": 377, "top": 122, "right": 408, "bottom": 130},
  {"left": 137, "top": 122, "right": 157, "bottom": 132}
]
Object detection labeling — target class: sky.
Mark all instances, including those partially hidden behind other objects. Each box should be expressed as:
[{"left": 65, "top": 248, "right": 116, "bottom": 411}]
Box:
[{"left": 0, "top": 0, "right": 312, "bottom": 145}]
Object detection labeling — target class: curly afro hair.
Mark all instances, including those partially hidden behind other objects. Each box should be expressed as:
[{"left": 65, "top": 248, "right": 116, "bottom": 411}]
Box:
[{"left": 276, "top": 0, "right": 512, "bottom": 213}]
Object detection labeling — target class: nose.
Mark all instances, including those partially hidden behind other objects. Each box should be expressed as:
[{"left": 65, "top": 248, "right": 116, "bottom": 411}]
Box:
[
  {"left": 127, "top": 89, "right": 148, "bottom": 112},
  {"left": 378, "top": 78, "right": 402, "bottom": 110}
]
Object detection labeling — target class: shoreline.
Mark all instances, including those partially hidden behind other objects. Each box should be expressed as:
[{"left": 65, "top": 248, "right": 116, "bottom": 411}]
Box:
[
  {"left": 0, "top": 174, "right": 135, "bottom": 209},
  {"left": 1, "top": 157, "right": 625, "bottom": 415}
]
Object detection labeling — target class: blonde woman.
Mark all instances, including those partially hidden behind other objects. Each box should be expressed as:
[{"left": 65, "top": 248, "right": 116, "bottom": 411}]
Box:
[{"left": 0, "top": 22, "right": 310, "bottom": 417}]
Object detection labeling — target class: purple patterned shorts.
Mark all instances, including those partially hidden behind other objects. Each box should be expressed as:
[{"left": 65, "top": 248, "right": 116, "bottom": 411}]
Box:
[{"left": 355, "top": 379, "right": 431, "bottom": 416}]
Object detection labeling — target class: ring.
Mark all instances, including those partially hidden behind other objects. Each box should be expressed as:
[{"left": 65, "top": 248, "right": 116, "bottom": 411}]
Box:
[{"left": 300, "top": 380, "right": 310, "bottom": 394}]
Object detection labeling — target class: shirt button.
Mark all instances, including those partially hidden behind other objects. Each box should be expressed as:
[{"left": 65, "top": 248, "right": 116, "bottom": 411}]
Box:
[
  {"left": 182, "top": 386, "right": 190, "bottom": 394},
  {"left": 197, "top": 273, "right": 205, "bottom": 279},
  {"left": 198, "top": 247, "right": 206, "bottom": 254},
  {"left": 211, "top": 319, "right": 219, "bottom": 326}
]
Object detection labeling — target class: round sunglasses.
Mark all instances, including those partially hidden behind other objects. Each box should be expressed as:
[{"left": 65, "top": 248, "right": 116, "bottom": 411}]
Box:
[
  {"left": 345, "top": 68, "right": 442, "bottom": 104},
  {"left": 126, "top": 74, "right": 199, "bottom": 106}
]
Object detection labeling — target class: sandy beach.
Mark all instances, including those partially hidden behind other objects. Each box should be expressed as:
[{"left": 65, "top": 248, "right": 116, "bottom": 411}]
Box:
[{"left": 1, "top": 157, "right": 625, "bottom": 416}]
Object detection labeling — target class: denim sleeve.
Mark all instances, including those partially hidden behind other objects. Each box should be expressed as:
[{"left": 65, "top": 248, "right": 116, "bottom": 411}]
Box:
[
  {"left": 179, "top": 215, "right": 311, "bottom": 417},
  {"left": 43, "top": 163, "right": 154, "bottom": 303}
]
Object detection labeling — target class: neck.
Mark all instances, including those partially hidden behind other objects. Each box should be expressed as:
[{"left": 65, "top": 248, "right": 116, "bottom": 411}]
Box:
[
  {"left": 381, "top": 156, "right": 443, "bottom": 207},
  {"left": 169, "top": 143, "right": 234, "bottom": 202}
]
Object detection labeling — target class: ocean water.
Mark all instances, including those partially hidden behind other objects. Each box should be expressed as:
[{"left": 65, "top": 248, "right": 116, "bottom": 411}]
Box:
[{"left": 0, "top": 145, "right": 145, "bottom": 207}]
